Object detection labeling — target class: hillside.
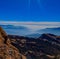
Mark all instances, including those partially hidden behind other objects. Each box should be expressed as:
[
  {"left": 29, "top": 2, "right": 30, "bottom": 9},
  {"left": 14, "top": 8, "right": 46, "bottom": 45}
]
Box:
[
  {"left": 0, "top": 27, "right": 60, "bottom": 59},
  {"left": 0, "top": 27, "right": 26, "bottom": 59},
  {"left": 8, "top": 34, "right": 60, "bottom": 59}
]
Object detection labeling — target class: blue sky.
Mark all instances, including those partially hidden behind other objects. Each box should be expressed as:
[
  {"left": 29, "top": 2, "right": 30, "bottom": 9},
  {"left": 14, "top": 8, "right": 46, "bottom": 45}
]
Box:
[{"left": 0, "top": 0, "right": 60, "bottom": 22}]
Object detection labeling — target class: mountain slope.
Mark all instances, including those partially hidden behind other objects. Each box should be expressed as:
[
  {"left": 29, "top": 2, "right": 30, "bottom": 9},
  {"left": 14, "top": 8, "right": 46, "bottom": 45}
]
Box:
[
  {"left": 8, "top": 33, "right": 60, "bottom": 59},
  {"left": 0, "top": 26, "right": 60, "bottom": 59},
  {"left": 0, "top": 27, "right": 26, "bottom": 59}
]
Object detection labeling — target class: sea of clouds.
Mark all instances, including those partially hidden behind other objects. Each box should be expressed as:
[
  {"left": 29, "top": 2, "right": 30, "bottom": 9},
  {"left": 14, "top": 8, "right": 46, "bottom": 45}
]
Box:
[{"left": 0, "top": 21, "right": 60, "bottom": 36}]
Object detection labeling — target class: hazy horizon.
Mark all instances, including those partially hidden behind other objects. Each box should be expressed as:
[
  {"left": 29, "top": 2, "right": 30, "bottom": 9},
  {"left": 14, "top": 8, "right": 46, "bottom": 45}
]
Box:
[{"left": 0, "top": 21, "right": 60, "bottom": 37}]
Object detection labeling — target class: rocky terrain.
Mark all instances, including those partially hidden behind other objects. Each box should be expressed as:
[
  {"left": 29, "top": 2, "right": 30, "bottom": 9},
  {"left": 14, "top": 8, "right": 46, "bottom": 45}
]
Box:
[
  {"left": 0, "top": 27, "right": 26, "bottom": 59},
  {"left": 8, "top": 34, "right": 60, "bottom": 59},
  {"left": 0, "top": 27, "right": 60, "bottom": 59}
]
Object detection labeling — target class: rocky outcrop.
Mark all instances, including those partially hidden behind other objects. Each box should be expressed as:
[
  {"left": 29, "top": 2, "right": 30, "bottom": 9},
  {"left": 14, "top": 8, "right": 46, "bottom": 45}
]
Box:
[{"left": 0, "top": 27, "right": 21, "bottom": 59}]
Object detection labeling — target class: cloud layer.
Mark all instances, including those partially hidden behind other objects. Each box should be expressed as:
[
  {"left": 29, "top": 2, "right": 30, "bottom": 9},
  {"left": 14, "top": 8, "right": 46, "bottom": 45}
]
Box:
[
  {"left": 0, "top": 21, "right": 60, "bottom": 31},
  {"left": 0, "top": 21, "right": 60, "bottom": 36}
]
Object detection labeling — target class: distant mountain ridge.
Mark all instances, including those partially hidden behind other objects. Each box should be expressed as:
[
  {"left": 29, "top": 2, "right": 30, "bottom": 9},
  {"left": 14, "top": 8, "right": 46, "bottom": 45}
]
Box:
[
  {"left": 0, "top": 24, "right": 60, "bottom": 37},
  {"left": 0, "top": 25, "right": 30, "bottom": 36},
  {"left": 0, "top": 25, "right": 28, "bottom": 29},
  {"left": 37, "top": 27, "right": 60, "bottom": 36},
  {"left": 26, "top": 33, "right": 41, "bottom": 38}
]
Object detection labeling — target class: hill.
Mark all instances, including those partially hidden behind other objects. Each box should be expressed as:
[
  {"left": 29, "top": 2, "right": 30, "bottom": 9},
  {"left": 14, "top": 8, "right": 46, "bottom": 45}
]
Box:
[{"left": 0, "top": 27, "right": 60, "bottom": 59}]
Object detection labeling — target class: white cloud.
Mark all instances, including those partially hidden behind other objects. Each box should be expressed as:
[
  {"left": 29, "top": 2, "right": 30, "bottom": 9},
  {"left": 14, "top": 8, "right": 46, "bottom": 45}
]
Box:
[{"left": 0, "top": 21, "right": 60, "bottom": 31}]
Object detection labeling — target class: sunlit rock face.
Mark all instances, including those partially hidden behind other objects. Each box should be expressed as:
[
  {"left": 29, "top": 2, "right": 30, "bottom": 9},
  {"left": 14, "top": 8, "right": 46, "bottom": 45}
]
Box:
[{"left": 0, "top": 27, "right": 21, "bottom": 59}]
